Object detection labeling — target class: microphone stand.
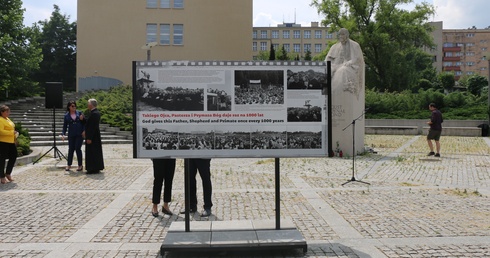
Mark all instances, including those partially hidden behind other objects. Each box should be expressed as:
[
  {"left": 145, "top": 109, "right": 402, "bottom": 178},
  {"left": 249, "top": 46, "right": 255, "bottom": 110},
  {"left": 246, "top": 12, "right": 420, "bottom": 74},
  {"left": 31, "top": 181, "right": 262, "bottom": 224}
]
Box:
[{"left": 341, "top": 109, "right": 370, "bottom": 186}]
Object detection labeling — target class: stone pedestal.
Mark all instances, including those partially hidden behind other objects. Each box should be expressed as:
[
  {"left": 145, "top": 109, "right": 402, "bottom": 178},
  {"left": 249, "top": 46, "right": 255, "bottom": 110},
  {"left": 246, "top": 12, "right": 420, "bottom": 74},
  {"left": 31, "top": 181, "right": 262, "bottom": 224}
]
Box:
[{"left": 331, "top": 86, "right": 365, "bottom": 157}]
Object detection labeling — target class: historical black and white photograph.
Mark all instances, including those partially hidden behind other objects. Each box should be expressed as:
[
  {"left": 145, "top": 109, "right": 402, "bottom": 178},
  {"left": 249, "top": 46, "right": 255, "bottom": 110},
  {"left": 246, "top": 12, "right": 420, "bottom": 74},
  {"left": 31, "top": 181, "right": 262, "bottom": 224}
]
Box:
[
  {"left": 234, "top": 70, "right": 284, "bottom": 105},
  {"left": 136, "top": 69, "right": 204, "bottom": 111},
  {"left": 214, "top": 129, "right": 251, "bottom": 149},
  {"left": 287, "top": 98, "right": 323, "bottom": 122},
  {"left": 250, "top": 128, "right": 287, "bottom": 149},
  {"left": 142, "top": 127, "right": 214, "bottom": 150},
  {"left": 142, "top": 128, "right": 179, "bottom": 150},
  {"left": 207, "top": 87, "right": 232, "bottom": 111},
  {"left": 286, "top": 129, "right": 322, "bottom": 149},
  {"left": 287, "top": 69, "right": 327, "bottom": 90}
]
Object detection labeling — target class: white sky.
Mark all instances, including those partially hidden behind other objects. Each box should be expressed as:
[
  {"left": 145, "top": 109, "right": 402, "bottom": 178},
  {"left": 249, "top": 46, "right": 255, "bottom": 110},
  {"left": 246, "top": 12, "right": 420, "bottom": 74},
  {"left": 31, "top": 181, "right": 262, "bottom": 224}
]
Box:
[{"left": 21, "top": 0, "right": 490, "bottom": 30}]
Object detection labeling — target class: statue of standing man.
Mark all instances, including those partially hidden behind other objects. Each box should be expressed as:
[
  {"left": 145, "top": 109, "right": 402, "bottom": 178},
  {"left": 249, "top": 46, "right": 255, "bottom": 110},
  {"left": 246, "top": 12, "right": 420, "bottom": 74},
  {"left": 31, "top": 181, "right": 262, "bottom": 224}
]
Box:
[{"left": 325, "top": 28, "right": 365, "bottom": 100}]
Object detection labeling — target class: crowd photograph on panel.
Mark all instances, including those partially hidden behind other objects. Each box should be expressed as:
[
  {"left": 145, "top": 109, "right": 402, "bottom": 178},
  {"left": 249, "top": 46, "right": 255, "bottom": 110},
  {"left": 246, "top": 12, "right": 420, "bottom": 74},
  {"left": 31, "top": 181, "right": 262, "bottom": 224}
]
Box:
[{"left": 234, "top": 70, "right": 285, "bottom": 105}]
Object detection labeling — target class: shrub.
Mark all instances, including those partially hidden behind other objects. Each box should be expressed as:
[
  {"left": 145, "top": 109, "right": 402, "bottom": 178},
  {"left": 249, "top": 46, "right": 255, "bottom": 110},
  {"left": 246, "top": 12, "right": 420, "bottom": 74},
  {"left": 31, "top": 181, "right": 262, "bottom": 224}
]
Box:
[{"left": 15, "top": 122, "right": 32, "bottom": 156}]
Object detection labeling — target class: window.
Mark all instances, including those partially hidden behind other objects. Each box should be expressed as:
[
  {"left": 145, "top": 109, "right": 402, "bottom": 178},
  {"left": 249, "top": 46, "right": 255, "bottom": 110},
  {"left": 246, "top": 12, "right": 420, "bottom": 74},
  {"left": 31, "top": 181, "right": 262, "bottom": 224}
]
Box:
[
  {"left": 253, "top": 30, "right": 257, "bottom": 39},
  {"left": 315, "top": 30, "right": 322, "bottom": 39},
  {"left": 283, "top": 30, "right": 290, "bottom": 39},
  {"left": 174, "top": 0, "right": 184, "bottom": 8},
  {"left": 293, "top": 44, "right": 300, "bottom": 53},
  {"left": 283, "top": 44, "right": 290, "bottom": 52},
  {"left": 173, "top": 24, "right": 183, "bottom": 45},
  {"left": 466, "top": 71, "right": 474, "bottom": 75},
  {"left": 252, "top": 42, "right": 257, "bottom": 52},
  {"left": 455, "top": 71, "right": 462, "bottom": 76},
  {"left": 445, "top": 52, "right": 453, "bottom": 57},
  {"left": 482, "top": 47, "right": 488, "bottom": 51},
  {"left": 272, "top": 44, "right": 279, "bottom": 51},
  {"left": 260, "top": 42, "right": 267, "bottom": 51},
  {"left": 466, "top": 43, "right": 475, "bottom": 46},
  {"left": 160, "top": 24, "right": 170, "bottom": 45},
  {"left": 466, "top": 33, "right": 475, "bottom": 37},
  {"left": 466, "top": 62, "right": 475, "bottom": 66},
  {"left": 326, "top": 32, "right": 333, "bottom": 39},
  {"left": 261, "top": 30, "right": 268, "bottom": 39},
  {"left": 443, "top": 62, "right": 453, "bottom": 67},
  {"left": 272, "top": 30, "right": 279, "bottom": 39},
  {"left": 161, "top": 0, "right": 170, "bottom": 8},
  {"left": 315, "top": 44, "right": 322, "bottom": 53},
  {"left": 304, "top": 30, "right": 311, "bottom": 39},
  {"left": 455, "top": 62, "right": 462, "bottom": 66},
  {"left": 147, "top": 0, "right": 157, "bottom": 8},
  {"left": 443, "top": 43, "right": 455, "bottom": 47},
  {"left": 293, "top": 30, "right": 300, "bottom": 39},
  {"left": 146, "top": 24, "right": 157, "bottom": 43},
  {"left": 304, "top": 44, "right": 311, "bottom": 52},
  {"left": 466, "top": 52, "right": 475, "bottom": 56}
]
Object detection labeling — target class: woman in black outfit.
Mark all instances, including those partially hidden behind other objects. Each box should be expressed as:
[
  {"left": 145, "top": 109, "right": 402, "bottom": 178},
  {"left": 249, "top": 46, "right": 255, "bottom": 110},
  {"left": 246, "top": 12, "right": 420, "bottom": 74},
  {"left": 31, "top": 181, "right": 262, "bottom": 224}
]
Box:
[{"left": 151, "top": 158, "right": 176, "bottom": 217}]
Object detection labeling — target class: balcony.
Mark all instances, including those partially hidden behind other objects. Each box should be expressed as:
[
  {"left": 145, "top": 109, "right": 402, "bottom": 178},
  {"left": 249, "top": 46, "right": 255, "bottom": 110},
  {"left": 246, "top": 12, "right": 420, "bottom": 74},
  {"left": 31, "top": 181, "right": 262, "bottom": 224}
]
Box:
[
  {"left": 443, "top": 56, "right": 461, "bottom": 61},
  {"left": 443, "top": 66, "right": 461, "bottom": 71},
  {"left": 443, "top": 47, "right": 461, "bottom": 52}
]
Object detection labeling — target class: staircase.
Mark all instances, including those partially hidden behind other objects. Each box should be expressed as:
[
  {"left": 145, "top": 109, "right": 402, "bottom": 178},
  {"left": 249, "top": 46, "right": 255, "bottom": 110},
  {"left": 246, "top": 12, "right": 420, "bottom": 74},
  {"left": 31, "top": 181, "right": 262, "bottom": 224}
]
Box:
[{"left": 2, "top": 95, "right": 133, "bottom": 146}]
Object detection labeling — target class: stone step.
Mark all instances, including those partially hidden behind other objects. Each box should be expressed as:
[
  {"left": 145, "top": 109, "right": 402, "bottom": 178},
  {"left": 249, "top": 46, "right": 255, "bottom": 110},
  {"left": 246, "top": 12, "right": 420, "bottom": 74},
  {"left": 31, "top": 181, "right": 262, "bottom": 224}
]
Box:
[
  {"left": 30, "top": 139, "right": 133, "bottom": 146},
  {"left": 7, "top": 94, "right": 133, "bottom": 146}
]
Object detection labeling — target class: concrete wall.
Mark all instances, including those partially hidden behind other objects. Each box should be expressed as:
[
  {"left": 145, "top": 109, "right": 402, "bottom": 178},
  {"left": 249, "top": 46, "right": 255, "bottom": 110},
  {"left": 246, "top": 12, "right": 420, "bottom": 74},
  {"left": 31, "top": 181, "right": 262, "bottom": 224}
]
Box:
[{"left": 365, "top": 119, "right": 487, "bottom": 136}]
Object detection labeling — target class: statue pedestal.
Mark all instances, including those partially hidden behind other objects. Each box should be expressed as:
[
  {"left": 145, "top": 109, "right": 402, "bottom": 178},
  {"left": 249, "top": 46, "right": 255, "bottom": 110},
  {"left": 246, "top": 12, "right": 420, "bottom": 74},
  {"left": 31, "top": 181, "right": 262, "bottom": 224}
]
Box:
[{"left": 330, "top": 87, "right": 365, "bottom": 157}]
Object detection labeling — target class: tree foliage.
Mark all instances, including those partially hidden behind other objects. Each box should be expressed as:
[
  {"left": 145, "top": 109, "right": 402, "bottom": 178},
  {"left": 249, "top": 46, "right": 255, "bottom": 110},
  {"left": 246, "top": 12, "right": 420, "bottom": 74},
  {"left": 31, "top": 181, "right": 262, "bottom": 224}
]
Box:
[
  {"left": 467, "top": 75, "right": 488, "bottom": 96},
  {"left": 32, "top": 5, "right": 77, "bottom": 92},
  {"left": 311, "top": 0, "right": 436, "bottom": 92},
  {"left": 0, "top": 0, "right": 42, "bottom": 100}
]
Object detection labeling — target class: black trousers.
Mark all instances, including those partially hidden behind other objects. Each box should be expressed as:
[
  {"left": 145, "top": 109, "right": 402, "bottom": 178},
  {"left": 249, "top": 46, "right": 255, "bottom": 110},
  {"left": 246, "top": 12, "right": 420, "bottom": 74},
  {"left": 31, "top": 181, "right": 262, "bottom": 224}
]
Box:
[
  {"left": 189, "top": 158, "right": 213, "bottom": 210},
  {"left": 152, "top": 159, "right": 176, "bottom": 204},
  {"left": 0, "top": 142, "right": 17, "bottom": 178}
]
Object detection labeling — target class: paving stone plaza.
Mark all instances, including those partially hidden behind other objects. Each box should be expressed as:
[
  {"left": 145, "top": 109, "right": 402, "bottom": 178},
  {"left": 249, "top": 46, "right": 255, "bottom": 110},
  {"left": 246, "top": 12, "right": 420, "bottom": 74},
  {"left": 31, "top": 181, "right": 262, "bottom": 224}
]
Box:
[{"left": 0, "top": 135, "right": 489, "bottom": 257}]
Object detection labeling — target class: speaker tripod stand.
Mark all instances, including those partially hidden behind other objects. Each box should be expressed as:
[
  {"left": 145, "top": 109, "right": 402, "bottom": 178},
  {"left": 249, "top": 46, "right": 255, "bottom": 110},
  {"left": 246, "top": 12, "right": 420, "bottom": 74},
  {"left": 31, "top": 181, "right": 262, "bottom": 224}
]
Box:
[
  {"left": 341, "top": 109, "right": 370, "bottom": 186},
  {"left": 33, "top": 107, "right": 66, "bottom": 164}
]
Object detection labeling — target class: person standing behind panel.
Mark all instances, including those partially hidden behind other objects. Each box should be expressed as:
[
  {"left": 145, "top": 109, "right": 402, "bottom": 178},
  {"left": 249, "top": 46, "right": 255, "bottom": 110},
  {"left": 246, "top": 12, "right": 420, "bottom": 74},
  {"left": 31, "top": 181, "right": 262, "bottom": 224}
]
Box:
[
  {"left": 151, "top": 158, "right": 176, "bottom": 217},
  {"left": 82, "top": 99, "right": 104, "bottom": 174}
]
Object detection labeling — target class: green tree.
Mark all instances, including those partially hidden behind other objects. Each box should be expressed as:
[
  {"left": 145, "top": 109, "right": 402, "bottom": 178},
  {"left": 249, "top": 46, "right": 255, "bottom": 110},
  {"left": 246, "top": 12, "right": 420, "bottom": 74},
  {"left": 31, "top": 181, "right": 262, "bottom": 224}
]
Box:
[
  {"left": 277, "top": 45, "right": 289, "bottom": 60},
  {"left": 467, "top": 75, "right": 488, "bottom": 96},
  {"left": 311, "top": 0, "right": 436, "bottom": 92},
  {"left": 269, "top": 44, "right": 276, "bottom": 60},
  {"left": 438, "top": 72, "right": 455, "bottom": 92},
  {"left": 0, "top": 0, "right": 42, "bottom": 100},
  {"left": 304, "top": 49, "right": 312, "bottom": 61},
  {"left": 32, "top": 5, "right": 77, "bottom": 92}
]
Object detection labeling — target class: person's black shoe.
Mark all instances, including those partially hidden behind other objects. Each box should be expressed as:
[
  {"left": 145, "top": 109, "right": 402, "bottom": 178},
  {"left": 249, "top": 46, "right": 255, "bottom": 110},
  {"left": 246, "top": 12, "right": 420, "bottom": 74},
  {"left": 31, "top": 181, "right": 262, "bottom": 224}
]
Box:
[
  {"left": 162, "top": 207, "right": 173, "bottom": 216},
  {"left": 427, "top": 152, "right": 435, "bottom": 156},
  {"left": 179, "top": 208, "right": 197, "bottom": 214},
  {"left": 86, "top": 170, "right": 100, "bottom": 174},
  {"left": 434, "top": 153, "right": 440, "bottom": 157},
  {"left": 200, "top": 209, "right": 211, "bottom": 217}
]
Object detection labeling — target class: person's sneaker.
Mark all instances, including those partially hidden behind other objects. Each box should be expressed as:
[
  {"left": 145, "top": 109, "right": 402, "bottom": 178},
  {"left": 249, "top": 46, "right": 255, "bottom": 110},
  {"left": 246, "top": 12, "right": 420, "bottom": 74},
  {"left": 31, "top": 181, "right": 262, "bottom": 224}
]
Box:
[
  {"left": 200, "top": 209, "right": 211, "bottom": 217},
  {"left": 434, "top": 153, "right": 440, "bottom": 157},
  {"left": 427, "top": 151, "right": 435, "bottom": 156}
]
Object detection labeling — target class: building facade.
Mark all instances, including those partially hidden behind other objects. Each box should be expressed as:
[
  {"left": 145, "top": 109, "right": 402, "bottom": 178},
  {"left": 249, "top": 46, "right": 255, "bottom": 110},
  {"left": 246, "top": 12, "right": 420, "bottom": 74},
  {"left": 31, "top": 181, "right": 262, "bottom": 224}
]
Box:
[
  {"left": 252, "top": 22, "right": 335, "bottom": 60},
  {"left": 77, "top": 0, "right": 253, "bottom": 91},
  {"left": 442, "top": 28, "right": 490, "bottom": 80}
]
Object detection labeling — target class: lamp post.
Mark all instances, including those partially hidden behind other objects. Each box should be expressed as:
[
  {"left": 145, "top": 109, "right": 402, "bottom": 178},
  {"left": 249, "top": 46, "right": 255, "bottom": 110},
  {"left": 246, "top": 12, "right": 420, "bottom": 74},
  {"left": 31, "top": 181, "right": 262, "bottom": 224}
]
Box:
[{"left": 141, "top": 42, "right": 158, "bottom": 61}]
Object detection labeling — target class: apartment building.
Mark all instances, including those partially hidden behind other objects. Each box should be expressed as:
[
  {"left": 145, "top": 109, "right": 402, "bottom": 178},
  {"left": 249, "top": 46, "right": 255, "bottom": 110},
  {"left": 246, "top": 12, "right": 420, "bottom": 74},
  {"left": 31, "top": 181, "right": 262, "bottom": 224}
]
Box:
[
  {"left": 77, "top": 0, "right": 252, "bottom": 91},
  {"left": 442, "top": 27, "right": 490, "bottom": 80},
  {"left": 252, "top": 22, "right": 335, "bottom": 60}
]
